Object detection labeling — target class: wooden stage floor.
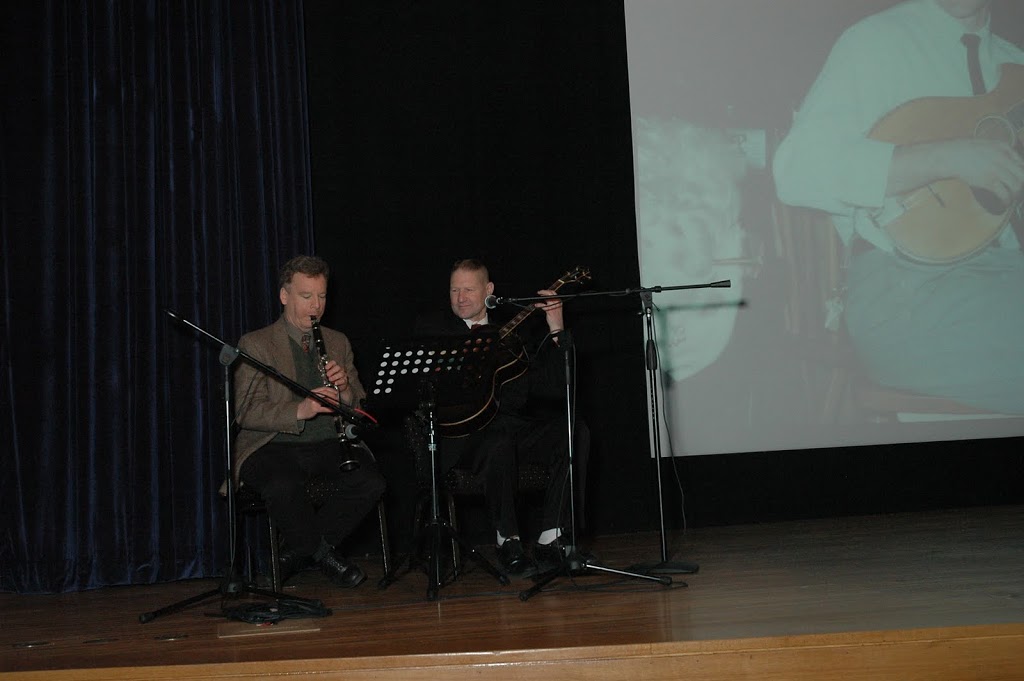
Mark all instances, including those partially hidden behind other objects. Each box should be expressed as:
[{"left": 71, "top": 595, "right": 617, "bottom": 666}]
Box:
[{"left": 3, "top": 505, "right": 1023, "bottom": 680}]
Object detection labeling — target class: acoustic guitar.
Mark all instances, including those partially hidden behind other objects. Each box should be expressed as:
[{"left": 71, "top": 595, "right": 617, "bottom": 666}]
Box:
[
  {"left": 436, "top": 265, "right": 591, "bottom": 437},
  {"left": 869, "top": 62, "right": 1024, "bottom": 263}
]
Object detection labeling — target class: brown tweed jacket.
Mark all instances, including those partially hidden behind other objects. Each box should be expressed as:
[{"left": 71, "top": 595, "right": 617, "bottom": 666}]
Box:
[{"left": 231, "top": 316, "right": 366, "bottom": 481}]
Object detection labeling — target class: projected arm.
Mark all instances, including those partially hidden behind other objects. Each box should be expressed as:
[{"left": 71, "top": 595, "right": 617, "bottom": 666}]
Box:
[
  {"left": 773, "top": 26, "right": 899, "bottom": 215},
  {"left": 887, "top": 139, "right": 1024, "bottom": 206}
]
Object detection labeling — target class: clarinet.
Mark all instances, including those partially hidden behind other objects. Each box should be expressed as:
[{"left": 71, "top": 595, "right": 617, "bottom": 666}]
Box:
[{"left": 309, "top": 316, "right": 360, "bottom": 471}]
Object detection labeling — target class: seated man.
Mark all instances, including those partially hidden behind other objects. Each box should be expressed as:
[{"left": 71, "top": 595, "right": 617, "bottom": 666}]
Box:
[
  {"left": 773, "top": 0, "right": 1024, "bottom": 414},
  {"left": 414, "top": 258, "right": 590, "bottom": 576},
  {"left": 233, "top": 255, "right": 386, "bottom": 587}
]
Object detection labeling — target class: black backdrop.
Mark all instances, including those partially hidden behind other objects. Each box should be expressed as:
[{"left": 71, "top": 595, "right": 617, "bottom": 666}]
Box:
[
  {"left": 303, "top": 3, "right": 661, "bottom": 543},
  {"left": 302, "top": 1, "right": 1024, "bottom": 551}
]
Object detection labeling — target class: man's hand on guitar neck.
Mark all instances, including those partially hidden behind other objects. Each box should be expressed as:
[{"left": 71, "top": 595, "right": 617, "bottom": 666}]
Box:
[
  {"left": 535, "top": 289, "right": 565, "bottom": 337},
  {"left": 888, "top": 138, "right": 1024, "bottom": 207}
]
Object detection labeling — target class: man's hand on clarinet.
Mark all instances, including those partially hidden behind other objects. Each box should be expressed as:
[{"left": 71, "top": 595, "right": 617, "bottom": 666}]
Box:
[
  {"left": 323, "top": 359, "right": 350, "bottom": 392},
  {"left": 297, "top": 386, "right": 341, "bottom": 421}
]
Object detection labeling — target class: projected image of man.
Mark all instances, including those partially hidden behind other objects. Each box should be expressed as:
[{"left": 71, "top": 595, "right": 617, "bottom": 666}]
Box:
[{"left": 773, "top": 0, "right": 1024, "bottom": 414}]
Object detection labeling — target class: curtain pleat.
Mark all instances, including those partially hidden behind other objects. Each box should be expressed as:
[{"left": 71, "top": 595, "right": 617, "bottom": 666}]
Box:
[{"left": 1, "top": 0, "right": 314, "bottom": 593}]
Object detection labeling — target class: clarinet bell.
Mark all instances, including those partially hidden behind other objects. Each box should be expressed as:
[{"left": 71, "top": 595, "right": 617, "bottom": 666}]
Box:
[{"left": 338, "top": 441, "right": 361, "bottom": 472}]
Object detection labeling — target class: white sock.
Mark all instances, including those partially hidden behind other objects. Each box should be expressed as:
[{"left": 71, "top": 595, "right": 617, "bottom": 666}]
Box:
[{"left": 536, "top": 528, "right": 561, "bottom": 546}]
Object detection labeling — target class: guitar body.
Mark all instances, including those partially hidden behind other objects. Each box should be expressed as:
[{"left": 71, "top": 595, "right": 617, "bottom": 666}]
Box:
[
  {"left": 435, "top": 331, "right": 529, "bottom": 438},
  {"left": 869, "top": 63, "right": 1024, "bottom": 263},
  {"left": 433, "top": 266, "right": 591, "bottom": 438}
]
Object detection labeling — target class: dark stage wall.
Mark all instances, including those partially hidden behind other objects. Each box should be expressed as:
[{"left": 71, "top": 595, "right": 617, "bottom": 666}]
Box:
[{"left": 301, "top": 2, "right": 1024, "bottom": 545}]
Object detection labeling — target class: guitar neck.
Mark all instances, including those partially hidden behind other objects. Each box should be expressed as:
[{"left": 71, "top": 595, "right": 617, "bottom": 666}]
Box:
[
  {"left": 493, "top": 266, "right": 590, "bottom": 338},
  {"left": 497, "top": 280, "right": 570, "bottom": 340},
  {"left": 499, "top": 306, "right": 539, "bottom": 340}
]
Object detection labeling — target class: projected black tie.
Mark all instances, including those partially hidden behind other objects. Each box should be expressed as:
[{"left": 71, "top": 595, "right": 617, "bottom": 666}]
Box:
[{"left": 960, "top": 33, "right": 985, "bottom": 96}]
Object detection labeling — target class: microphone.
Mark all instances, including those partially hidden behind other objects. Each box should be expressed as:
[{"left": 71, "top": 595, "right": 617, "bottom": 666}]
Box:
[{"left": 484, "top": 294, "right": 500, "bottom": 309}]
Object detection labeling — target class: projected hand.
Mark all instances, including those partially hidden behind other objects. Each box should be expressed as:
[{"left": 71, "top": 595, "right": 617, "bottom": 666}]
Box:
[
  {"left": 892, "top": 138, "right": 1024, "bottom": 208},
  {"left": 946, "top": 138, "right": 1024, "bottom": 209}
]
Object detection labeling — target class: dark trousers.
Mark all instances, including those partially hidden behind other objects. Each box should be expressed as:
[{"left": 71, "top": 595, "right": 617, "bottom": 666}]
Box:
[
  {"left": 440, "top": 412, "right": 590, "bottom": 540},
  {"left": 240, "top": 439, "right": 386, "bottom": 557}
]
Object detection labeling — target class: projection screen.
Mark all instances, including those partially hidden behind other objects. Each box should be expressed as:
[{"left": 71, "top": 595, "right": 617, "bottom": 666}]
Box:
[{"left": 623, "top": 0, "right": 1024, "bottom": 455}]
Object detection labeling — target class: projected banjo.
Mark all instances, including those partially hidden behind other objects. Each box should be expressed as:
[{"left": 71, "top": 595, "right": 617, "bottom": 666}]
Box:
[{"left": 868, "top": 63, "right": 1024, "bottom": 264}]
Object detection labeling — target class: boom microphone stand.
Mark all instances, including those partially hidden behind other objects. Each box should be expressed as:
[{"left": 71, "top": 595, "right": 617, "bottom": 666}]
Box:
[
  {"left": 630, "top": 289, "right": 702, "bottom": 575},
  {"left": 488, "top": 280, "right": 728, "bottom": 584},
  {"left": 519, "top": 327, "right": 671, "bottom": 601},
  {"left": 141, "top": 310, "right": 330, "bottom": 623}
]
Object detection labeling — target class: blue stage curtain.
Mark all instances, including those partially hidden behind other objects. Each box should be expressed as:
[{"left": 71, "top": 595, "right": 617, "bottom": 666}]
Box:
[{"left": 1, "top": 1, "right": 314, "bottom": 593}]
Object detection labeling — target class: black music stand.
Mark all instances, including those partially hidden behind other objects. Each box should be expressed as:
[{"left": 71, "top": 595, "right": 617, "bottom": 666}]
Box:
[
  {"left": 140, "top": 311, "right": 327, "bottom": 623},
  {"left": 374, "top": 334, "right": 510, "bottom": 600}
]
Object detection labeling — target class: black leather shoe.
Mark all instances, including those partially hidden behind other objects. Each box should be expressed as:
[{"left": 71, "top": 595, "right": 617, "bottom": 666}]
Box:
[
  {"left": 278, "top": 549, "right": 314, "bottom": 585},
  {"left": 496, "top": 538, "right": 533, "bottom": 576},
  {"left": 533, "top": 538, "right": 569, "bottom": 572},
  {"left": 318, "top": 550, "right": 366, "bottom": 588}
]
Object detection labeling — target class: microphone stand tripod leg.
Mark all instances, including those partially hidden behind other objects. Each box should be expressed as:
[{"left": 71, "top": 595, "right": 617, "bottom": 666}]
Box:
[{"left": 518, "top": 548, "right": 673, "bottom": 602}]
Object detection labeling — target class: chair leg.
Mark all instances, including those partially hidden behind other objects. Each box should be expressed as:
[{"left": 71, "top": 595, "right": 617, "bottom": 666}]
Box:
[
  {"left": 267, "top": 516, "right": 281, "bottom": 593},
  {"left": 237, "top": 512, "right": 255, "bottom": 584},
  {"left": 447, "top": 491, "right": 460, "bottom": 576},
  {"left": 377, "top": 499, "right": 391, "bottom": 576}
]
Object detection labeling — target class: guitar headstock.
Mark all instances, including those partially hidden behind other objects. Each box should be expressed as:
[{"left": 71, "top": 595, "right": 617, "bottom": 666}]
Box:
[
  {"left": 499, "top": 265, "right": 593, "bottom": 337},
  {"left": 555, "top": 265, "right": 591, "bottom": 290}
]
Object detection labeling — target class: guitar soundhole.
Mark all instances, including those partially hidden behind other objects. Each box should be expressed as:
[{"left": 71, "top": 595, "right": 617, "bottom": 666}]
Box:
[{"left": 971, "top": 187, "right": 1005, "bottom": 215}]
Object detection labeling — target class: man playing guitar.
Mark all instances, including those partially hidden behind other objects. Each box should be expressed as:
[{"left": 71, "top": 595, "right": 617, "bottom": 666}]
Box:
[
  {"left": 773, "top": 0, "right": 1024, "bottom": 414},
  {"left": 413, "top": 259, "right": 591, "bottom": 577}
]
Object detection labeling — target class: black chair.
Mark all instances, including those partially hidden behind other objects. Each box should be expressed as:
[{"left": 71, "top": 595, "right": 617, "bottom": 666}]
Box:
[{"left": 234, "top": 478, "right": 391, "bottom": 592}]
